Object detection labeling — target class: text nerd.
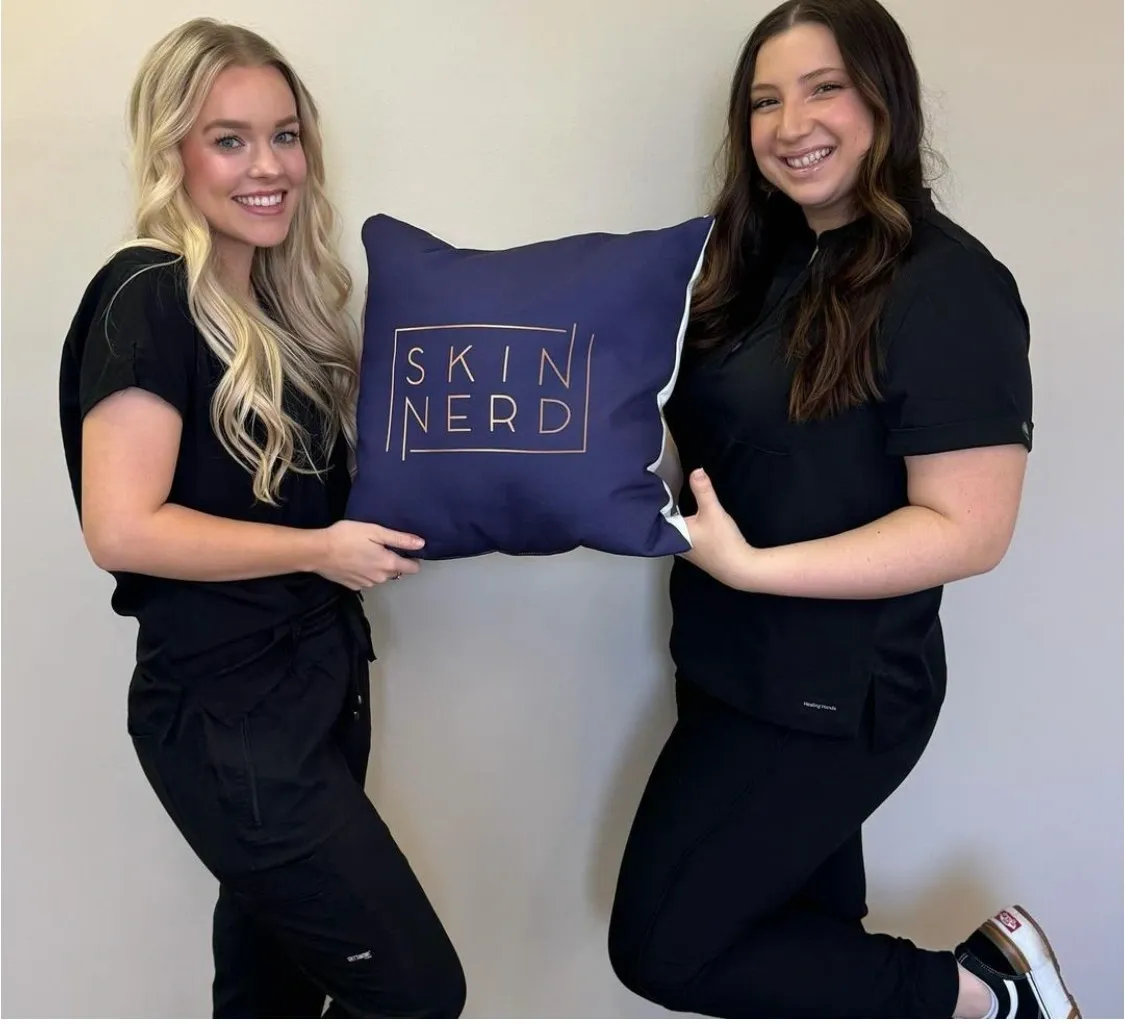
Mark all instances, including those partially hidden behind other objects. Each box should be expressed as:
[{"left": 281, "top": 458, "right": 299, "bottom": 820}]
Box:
[{"left": 384, "top": 323, "right": 594, "bottom": 460}]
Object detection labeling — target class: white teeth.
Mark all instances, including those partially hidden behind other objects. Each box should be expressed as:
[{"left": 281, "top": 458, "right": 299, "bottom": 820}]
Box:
[
  {"left": 785, "top": 148, "right": 833, "bottom": 169},
  {"left": 235, "top": 193, "right": 283, "bottom": 207}
]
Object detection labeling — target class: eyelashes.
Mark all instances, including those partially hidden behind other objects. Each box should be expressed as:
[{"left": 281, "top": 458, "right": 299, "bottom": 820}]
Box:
[
  {"left": 751, "top": 81, "right": 846, "bottom": 111},
  {"left": 212, "top": 129, "right": 301, "bottom": 151}
]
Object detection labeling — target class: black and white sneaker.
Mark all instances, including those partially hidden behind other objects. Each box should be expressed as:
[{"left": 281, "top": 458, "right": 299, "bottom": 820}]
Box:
[{"left": 956, "top": 905, "right": 1081, "bottom": 1018}]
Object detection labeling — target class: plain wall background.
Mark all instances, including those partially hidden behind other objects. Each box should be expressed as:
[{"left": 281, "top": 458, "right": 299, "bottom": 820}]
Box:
[{"left": 3, "top": 0, "right": 1121, "bottom": 1017}]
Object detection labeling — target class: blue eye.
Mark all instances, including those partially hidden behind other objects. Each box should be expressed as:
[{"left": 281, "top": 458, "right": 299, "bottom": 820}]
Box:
[
  {"left": 214, "top": 135, "right": 243, "bottom": 150},
  {"left": 275, "top": 129, "right": 300, "bottom": 146}
]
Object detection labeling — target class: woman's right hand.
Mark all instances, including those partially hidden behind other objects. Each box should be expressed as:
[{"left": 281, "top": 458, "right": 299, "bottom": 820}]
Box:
[{"left": 312, "top": 520, "right": 425, "bottom": 590}]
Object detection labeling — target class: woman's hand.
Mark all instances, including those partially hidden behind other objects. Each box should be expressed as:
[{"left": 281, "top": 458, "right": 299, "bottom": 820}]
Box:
[
  {"left": 680, "top": 468, "right": 757, "bottom": 590},
  {"left": 313, "top": 520, "right": 425, "bottom": 590}
]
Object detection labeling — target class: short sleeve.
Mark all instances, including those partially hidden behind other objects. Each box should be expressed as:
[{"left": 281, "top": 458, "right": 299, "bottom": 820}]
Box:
[
  {"left": 878, "top": 246, "right": 1033, "bottom": 457},
  {"left": 76, "top": 250, "right": 195, "bottom": 420}
]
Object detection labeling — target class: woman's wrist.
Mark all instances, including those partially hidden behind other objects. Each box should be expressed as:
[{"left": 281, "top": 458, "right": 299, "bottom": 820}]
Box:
[
  {"left": 729, "top": 541, "right": 764, "bottom": 592},
  {"left": 298, "top": 526, "right": 330, "bottom": 576}
]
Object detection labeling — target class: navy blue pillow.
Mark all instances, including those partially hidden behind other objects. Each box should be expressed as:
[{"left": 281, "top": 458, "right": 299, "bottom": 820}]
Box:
[{"left": 346, "top": 213, "right": 714, "bottom": 559}]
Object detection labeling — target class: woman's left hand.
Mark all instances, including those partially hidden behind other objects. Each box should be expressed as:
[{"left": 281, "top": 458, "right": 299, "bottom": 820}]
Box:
[{"left": 680, "top": 468, "right": 756, "bottom": 590}]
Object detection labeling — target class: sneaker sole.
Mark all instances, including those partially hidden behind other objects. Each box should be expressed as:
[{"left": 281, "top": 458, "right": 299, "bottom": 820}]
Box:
[{"left": 980, "top": 904, "right": 1081, "bottom": 1018}]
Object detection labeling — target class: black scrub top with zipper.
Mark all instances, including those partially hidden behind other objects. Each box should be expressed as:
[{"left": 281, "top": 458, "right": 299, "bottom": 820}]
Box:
[
  {"left": 58, "top": 245, "right": 362, "bottom": 683},
  {"left": 665, "top": 196, "right": 1033, "bottom": 748}
]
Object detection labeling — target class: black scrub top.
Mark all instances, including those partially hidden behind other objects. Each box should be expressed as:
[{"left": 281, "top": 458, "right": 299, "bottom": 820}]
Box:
[
  {"left": 58, "top": 246, "right": 354, "bottom": 680},
  {"left": 665, "top": 197, "right": 1033, "bottom": 746}
]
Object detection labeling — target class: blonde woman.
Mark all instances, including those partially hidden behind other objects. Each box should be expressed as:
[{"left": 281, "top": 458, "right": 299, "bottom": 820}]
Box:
[{"left": 58, "top": 19, "right": 465, "bottom": 1017}]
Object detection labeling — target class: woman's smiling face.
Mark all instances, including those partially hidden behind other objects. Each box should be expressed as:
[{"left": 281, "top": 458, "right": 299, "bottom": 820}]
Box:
[
  {"left": 749, "top": 22, "right": 874, "bottom": 233},
  {"left": 180, "top": 63, "right": 307, "bottom": 269}
]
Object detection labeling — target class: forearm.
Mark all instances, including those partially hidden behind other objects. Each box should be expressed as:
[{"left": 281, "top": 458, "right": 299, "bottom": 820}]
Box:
[
  {"left": 735, "top": 504, "right": 1005, "bottom": 600},
  {"left": 85, "top": 502, "right": 326, "bottom": 582}
]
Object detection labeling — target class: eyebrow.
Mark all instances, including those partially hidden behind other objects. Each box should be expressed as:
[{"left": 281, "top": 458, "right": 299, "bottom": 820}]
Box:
[
  {"left": 750, "top": 66, "right": 845, "bottom": 92},
  {"left": 201, "top": 115, "right": 300, "bottom": 133}
]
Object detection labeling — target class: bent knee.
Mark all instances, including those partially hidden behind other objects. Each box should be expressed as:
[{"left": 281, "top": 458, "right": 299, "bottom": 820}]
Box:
[
  {"left": 335, "top": 947, "right": 466, "bottom": 1018},
  {"left": 608, "top": 921, "right": 697, "bottom": 1012},
  {"left": 399, "top": 954, "right": 467, "bottom": 1018}
]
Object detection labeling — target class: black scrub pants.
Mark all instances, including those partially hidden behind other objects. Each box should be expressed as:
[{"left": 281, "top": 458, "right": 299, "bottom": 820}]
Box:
[
  {"left": 127, "top": 597, "right": 465, "bottom": 1018},
  {"left": 608, "top": 679, "right": 960, "bottom": 1018}
]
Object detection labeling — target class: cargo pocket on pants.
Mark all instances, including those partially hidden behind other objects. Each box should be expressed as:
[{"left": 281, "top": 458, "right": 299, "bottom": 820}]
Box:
[
  {"left": 239, "top": 718, "right": 262, "bottom": 829},
  {"left": 198, "top": 707, "right": 265, "bottom": 839}
]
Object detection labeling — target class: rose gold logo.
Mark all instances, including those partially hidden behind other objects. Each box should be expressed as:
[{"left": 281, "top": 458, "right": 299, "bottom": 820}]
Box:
[{"left": 382, "top": 323, "right": 595, "bottom": 462}]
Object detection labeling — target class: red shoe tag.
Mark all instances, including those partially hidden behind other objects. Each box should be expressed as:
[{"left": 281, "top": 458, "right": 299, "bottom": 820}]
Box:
[{"left": 997, "top": 910, "right": 1022, "bottom": 933}]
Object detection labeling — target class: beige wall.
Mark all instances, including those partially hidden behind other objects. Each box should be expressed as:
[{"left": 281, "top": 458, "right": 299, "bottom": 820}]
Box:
[{"left": 3, "top": 0, "right": 1121, "bottom": 1017}]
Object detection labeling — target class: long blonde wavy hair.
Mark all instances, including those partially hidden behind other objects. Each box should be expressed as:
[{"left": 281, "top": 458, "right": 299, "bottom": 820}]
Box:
[{"left": 118, "top": 18, "right": 358, "bottom": 503}]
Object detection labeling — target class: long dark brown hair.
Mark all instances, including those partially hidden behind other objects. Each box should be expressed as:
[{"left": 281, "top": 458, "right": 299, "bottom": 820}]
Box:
[{"left": 688, "top": 0, "right": 932, "bottom": 420}]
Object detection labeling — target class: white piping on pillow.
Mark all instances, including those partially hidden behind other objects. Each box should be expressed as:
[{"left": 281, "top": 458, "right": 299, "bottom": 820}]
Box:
[{"left": 649, "top": 219, "right": 715, "bottom": 548}]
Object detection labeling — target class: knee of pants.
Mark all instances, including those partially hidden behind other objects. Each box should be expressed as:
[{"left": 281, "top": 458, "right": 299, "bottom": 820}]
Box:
[
  {"left": 608, "top": 915, "right": 696, "bottom": 1013},
  {"left": 382, "top": 950, "right": 467, "bottom": 1019},
  {"left": 412, "top": 955, "right": 468, "bottom": 1019},
  {"left": 323, "top": 936, "right": 466, "bottom": 1019}
]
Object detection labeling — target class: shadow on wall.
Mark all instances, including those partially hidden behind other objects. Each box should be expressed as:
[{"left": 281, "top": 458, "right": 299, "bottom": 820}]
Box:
[
  {"left": 865, "top": 852, "right": 1005, "bottom": 952},
  {"left": 360, "top": 615, "right": 390, "bottom": 798},
  {"left": 585, "top": 564, "right": 678, "bottom": 920}
]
